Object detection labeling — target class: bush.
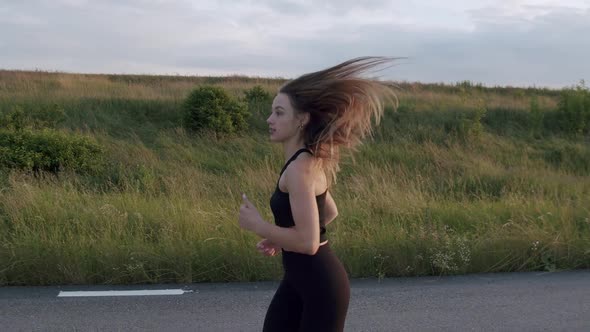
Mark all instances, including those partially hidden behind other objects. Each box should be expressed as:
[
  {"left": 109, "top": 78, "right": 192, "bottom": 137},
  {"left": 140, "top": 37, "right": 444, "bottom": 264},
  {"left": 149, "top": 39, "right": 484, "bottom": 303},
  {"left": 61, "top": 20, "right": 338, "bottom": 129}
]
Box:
[
  {"left": 483, "top": 107, "right": 530, "bottom": 137},
  {"left": 443, "top": 106, "right": 486, "bottom": 143},
  {"left": 243, "top": 85, "right": 273, "bottom": 133},
  {"left": 374, "top": 104, "right": 487, "bottom": 144},
  {"left": 0, "top": 129, "right": 104, "bottom": 175},
  {"left": 557, "top": 80, "right": 590, "bottom": 136},
  {"left": 541, "top": 142, "right": 590, "bottom": 175},
  {"left": 529, "top": 95, "right": 544, "bottom": 138},
  {"left": 0, "top": 104, "right": 65, "bottom": 131},
  {"left": 183, "top": 85, "right": 250, "bottom": 135},
  {"left": 244, "top": 85, "right": 272, "bottom": 104}
]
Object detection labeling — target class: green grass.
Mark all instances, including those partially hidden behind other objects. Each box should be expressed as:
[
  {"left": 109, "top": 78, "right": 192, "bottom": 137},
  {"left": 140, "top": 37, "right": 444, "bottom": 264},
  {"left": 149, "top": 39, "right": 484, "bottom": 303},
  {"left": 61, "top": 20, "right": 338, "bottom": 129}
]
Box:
[{"left": 0, "top": 70, "right": 588, "bottom": 285}]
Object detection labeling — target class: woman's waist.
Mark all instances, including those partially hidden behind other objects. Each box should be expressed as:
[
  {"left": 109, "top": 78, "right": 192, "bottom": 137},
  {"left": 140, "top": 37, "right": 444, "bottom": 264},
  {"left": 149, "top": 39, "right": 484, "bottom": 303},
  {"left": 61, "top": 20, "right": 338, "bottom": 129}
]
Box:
[
  {"left": 281, "top": 240, "right": 330, "bottom": 259},
  {"left": 280, "top": 241, "right": 342, "bottom": 273},
  {"left": 273, "top": 223, "right": 327, "bottom": 241}
]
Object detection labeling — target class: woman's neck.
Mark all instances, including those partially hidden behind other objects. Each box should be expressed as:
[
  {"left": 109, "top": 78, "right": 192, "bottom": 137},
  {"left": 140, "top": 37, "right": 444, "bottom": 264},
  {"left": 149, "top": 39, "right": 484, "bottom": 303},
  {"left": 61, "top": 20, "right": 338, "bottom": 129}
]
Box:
[{"left": 282, "top": 140, "right": 307, "bottom": 162}]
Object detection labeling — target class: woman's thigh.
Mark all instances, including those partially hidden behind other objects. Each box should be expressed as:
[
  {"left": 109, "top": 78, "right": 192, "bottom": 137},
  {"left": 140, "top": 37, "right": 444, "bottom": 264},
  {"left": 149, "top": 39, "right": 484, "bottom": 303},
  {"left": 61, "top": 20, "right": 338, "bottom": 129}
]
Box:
[
  {"left": 288, "top": 247, "right": 351, "bottom": 331},
  {"left": 298, "top": 283, "right": 350, "bottom": 332},
  {"left": 262, "top": 278, "right": 303, "bottom": 332}
]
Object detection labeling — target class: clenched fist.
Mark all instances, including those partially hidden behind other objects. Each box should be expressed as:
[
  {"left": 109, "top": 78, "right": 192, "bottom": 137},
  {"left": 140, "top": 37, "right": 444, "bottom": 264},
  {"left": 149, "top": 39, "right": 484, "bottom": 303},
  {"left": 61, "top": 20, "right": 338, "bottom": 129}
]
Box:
[{"left": 238, "top": 193, "right": 264, "bottom": 234}]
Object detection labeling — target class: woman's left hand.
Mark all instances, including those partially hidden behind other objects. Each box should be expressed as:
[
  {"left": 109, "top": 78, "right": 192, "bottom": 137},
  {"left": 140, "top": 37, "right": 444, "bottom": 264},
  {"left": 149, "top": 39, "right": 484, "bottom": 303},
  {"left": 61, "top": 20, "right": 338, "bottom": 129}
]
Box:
[{"left": 238, "top": 193, "right": 264, "bottom": 234}]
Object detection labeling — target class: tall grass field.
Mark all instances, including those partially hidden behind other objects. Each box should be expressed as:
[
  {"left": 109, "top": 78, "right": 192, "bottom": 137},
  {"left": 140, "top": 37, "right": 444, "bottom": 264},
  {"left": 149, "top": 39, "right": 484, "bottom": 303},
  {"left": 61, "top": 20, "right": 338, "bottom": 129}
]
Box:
[{"left": 0, "top": 70, "right": 589, "bottom": 286}]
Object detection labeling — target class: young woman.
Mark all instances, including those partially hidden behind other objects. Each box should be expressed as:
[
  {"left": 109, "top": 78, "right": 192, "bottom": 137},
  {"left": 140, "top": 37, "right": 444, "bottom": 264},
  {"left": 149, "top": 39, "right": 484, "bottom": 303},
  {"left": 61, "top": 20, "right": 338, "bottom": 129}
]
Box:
[{"left": 238, "top": 56, "right": 397, "bottom": 331}]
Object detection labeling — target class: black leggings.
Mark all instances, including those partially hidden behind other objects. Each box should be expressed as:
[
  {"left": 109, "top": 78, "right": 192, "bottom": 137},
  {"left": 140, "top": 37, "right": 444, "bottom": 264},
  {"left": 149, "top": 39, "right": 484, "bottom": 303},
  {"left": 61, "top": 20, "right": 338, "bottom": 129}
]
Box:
[{"left": 263, "top": 242, "right": 350, "bottom": 332}]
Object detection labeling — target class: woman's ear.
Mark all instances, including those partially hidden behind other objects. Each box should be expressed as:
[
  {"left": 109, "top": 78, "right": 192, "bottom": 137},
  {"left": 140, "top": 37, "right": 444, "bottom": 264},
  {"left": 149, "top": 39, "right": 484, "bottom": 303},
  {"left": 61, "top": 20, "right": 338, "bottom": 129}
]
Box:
[{"left": 300, "top": 112, "right": 310, "bottom": 127}]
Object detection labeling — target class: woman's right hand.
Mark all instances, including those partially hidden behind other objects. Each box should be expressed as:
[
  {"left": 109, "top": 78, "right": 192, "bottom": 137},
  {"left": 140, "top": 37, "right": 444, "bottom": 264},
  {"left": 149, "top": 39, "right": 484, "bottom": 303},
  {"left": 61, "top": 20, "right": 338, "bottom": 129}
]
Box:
[{"left": 256, "top": 238, "right": 281, "bottom": 257}]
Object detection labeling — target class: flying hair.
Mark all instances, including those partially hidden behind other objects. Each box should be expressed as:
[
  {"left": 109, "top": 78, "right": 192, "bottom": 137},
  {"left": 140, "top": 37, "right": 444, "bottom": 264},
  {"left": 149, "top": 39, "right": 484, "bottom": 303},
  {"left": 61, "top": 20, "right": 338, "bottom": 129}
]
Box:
[{"left": 279, "top": 56, "right": 399, "bottom": 185}]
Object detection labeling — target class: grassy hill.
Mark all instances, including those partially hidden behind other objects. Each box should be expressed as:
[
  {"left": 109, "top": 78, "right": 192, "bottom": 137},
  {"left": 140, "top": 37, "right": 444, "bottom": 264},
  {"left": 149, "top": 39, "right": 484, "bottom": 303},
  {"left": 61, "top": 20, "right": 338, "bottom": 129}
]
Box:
[{"left": 0, "top": 70, "right": 588, "bottom": 285}]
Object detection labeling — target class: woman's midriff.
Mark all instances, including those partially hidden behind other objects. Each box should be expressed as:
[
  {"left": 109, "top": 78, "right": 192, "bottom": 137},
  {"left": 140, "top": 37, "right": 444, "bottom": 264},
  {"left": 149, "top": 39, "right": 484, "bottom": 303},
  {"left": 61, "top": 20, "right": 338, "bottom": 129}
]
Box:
[{"left": 283, "top": 226, "right": 328, "bottom": 246}]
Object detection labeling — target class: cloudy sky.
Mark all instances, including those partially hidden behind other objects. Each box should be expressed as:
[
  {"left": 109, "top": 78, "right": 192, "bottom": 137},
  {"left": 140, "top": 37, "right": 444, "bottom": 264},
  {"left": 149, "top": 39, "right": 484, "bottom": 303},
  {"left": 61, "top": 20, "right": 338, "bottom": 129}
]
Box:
[{"left": 1, "top": 0, "right": 589, "bottom": 88}]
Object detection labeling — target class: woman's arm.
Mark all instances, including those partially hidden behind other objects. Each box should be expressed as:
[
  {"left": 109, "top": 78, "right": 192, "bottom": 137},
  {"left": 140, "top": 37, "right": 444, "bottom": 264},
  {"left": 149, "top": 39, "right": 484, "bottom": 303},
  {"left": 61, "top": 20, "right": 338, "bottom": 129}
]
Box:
[
  {"left": 323, "top": 190, "right": 338, "bottom": 225},
  {"left": 255, "top": 222, "right": 315, "bottom": 254},
  {"left": 254, "top": 157, "right": 321, "bottom": 255}
]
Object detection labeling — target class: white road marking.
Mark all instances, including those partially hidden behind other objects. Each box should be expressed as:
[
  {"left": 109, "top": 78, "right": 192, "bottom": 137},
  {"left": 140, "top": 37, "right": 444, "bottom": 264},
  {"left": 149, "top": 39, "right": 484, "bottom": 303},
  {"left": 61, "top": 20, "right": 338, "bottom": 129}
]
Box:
[{"left": 57, "top": 289, "right": 193, "bottom": 297}]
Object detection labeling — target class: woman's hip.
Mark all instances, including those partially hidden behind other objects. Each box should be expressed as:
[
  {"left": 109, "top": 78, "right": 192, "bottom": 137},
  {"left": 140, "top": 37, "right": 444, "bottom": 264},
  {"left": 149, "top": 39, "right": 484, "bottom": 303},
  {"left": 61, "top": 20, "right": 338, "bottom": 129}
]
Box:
[{"left": 281, "top": 243, "right": 348, "bottom": 280}]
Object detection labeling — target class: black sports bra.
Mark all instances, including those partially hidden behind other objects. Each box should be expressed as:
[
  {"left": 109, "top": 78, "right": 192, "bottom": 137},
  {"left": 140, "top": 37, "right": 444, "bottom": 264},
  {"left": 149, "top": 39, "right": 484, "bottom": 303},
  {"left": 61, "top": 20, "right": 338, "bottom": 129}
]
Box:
[{"left": 269, "top": 148, "right": 328, "bottom": 243}]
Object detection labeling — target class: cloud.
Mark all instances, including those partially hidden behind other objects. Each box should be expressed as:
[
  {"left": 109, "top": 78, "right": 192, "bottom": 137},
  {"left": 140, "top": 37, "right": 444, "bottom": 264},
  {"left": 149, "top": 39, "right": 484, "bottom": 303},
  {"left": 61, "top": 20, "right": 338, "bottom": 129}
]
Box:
[{"left": 0, "top": 1, "right": 588, "bottom": 87}]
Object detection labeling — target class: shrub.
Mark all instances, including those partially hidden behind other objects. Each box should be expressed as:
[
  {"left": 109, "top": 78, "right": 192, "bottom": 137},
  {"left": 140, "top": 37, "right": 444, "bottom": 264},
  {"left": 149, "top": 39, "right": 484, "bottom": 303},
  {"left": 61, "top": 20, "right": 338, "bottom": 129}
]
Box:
[
  {"left": 244, "top": 85, "right": 272, "bottom": 104},
  {"left": 0, "top": 129, "right": 104, "bottom": 175},
  {"left": 375, "top": 104, "right": 487, "bottom": 144},
  {"left": 183, "top": 85, "right": 249, "bottom": 135},
  {"left": 243, "top": 85, "right": 273, "bottom": 133},
  {"left": 483, "top": 107, "right": 530, "bottom": 137},
  {"left": 443, "top": 106, "right": 486, "bottom": 143},
  {"left": 557, "top": 80, "right": 590, "bottom": 136},
  {"left": 541, "top": 142, "right": 590, "bottom": 175},
  {"left": 0, "top": 104, "right": 66, "bottom": 131},
  {"left": 529, "top": 95, "right": 544, "bottom": 138}
]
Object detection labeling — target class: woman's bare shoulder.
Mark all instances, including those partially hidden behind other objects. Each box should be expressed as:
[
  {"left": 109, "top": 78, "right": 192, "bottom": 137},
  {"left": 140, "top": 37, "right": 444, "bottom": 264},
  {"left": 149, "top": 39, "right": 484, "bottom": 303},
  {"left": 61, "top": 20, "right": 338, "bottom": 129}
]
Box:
[{"left": 286, "top": 154, "right": 328, "bottom": 194}]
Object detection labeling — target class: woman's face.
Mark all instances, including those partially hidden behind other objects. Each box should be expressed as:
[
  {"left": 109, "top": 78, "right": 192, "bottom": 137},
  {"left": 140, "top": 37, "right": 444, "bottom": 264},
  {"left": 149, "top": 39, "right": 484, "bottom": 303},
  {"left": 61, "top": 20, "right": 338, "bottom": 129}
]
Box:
[{"left": 266, "top": 93, "right": 306, "bottom": 143}]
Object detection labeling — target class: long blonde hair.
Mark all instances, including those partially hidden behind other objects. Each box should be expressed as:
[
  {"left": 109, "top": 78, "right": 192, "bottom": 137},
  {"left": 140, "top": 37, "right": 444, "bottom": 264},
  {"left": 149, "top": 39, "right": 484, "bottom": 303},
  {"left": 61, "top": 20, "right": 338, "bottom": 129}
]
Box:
[{"left": 279, "top": 56, "right": 398, "bottom": 185}]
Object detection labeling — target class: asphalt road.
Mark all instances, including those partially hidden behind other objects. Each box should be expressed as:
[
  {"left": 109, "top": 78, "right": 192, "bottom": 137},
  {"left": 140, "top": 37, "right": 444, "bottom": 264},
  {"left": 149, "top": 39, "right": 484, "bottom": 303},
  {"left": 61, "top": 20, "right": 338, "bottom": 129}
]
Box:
[{"left": 1, "top": 270, "right": 589, "bottom": 331}]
